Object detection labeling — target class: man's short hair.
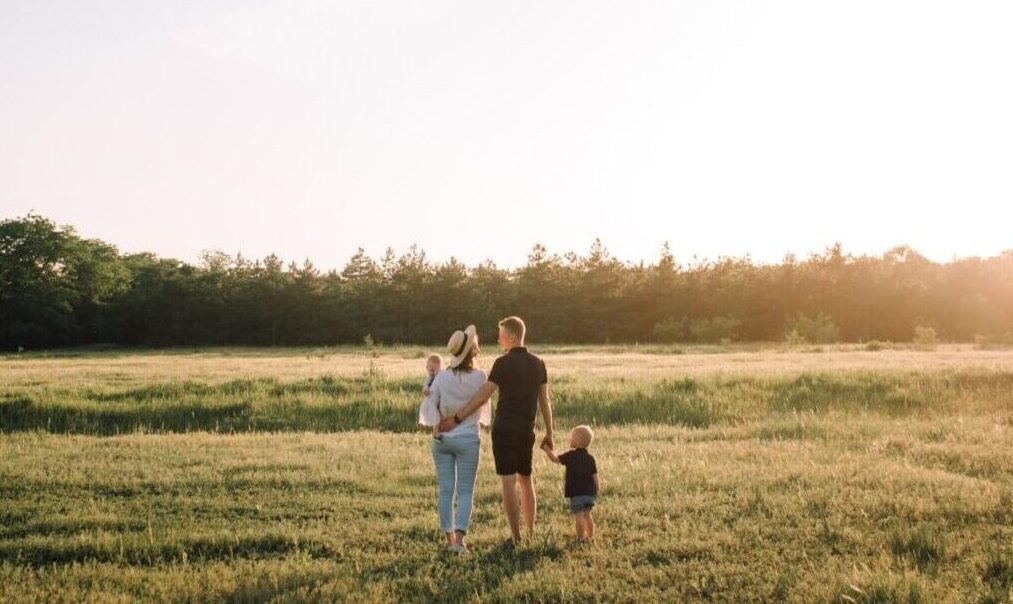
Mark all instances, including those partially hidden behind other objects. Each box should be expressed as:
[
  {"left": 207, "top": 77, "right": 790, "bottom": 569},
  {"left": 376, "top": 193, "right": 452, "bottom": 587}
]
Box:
[{"left": 498, "top": 316, "right": 526, "bottom": 342}]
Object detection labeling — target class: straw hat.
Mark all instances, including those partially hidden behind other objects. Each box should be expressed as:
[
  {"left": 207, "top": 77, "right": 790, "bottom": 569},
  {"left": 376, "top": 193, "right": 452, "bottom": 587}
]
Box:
[{"left": 446, "top": 325, "right": 478, "bottom": 368}]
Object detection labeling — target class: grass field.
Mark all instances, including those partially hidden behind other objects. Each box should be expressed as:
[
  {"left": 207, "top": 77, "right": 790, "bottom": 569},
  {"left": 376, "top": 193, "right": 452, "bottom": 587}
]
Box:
[{"left": 3, "top": 345, "right": 1013, "bottom": 602}]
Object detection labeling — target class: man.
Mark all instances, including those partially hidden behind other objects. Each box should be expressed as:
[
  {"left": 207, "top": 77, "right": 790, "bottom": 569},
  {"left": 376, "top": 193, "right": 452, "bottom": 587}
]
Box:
[{"left": 439, "top": 316, "right": 554, "bottom": 545}]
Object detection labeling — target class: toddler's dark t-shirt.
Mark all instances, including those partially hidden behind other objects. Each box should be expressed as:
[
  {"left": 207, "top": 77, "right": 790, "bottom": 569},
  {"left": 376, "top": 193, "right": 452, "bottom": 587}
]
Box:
[{"left": 558, "top": 448, "right": 597, "bottom": 498}]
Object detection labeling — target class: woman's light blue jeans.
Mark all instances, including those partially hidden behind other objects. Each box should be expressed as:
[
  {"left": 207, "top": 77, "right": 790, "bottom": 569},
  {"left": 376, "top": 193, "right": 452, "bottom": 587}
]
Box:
[{"left": 431, "top": 434, "right": 480, "bottom": 535}]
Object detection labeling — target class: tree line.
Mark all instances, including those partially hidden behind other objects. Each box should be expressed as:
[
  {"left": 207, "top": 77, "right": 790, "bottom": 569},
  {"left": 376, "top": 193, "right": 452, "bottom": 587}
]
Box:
[{"left": 2, "top": 214, "right": 1012, "bottom": 350}]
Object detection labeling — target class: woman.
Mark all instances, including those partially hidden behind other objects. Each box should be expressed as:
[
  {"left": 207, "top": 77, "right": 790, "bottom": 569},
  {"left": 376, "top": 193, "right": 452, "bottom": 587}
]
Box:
[{"left": 419, "top": 325, "right": 491, "bottom": 553}]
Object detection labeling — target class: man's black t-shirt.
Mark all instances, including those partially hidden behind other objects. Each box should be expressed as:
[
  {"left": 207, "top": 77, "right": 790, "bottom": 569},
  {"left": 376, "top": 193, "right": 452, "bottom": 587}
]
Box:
[
  {"left": 488, "top": 347, "right": 547, "bottom": 434},
  {"left": 558, "top": 448, "right": 598, "bottom": 498}
]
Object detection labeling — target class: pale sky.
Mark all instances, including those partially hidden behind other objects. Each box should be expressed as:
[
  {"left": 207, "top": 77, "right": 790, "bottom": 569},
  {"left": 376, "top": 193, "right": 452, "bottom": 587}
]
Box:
[{"left": 2, "top": 1, "right": 1011, "bottom": 270}]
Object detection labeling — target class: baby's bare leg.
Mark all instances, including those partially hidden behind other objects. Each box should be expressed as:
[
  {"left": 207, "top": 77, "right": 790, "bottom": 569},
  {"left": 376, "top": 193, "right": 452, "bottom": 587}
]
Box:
[{"left": 574, "top": 514, "right": 585, "bottom": 541}]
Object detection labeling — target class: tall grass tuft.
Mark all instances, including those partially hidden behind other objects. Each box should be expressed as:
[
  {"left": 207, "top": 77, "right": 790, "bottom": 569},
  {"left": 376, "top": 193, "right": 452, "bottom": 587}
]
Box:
[{"left": 888, "top": 527, "right": 947, "bottom": 570}]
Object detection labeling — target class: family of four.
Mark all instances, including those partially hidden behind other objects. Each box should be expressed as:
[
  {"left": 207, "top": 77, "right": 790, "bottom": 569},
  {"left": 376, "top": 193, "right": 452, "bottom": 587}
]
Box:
[{"left": 418, "top": 316, "right": 600, "bottom": 553}]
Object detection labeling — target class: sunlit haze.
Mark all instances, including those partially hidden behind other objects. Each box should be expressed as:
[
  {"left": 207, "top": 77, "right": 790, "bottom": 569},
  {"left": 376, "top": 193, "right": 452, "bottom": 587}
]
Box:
[{"left": 2, "top": 1, "right": 1011, "bottom": 269}]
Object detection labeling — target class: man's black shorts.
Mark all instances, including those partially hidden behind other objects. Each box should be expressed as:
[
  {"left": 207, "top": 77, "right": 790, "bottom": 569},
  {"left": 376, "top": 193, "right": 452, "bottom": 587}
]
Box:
[{"left": 492, "top": 428, "right": 536, "bottom": 476}]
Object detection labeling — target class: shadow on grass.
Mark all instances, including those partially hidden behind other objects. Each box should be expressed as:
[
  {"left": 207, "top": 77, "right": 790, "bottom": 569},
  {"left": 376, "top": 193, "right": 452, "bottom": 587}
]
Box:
[
  {"left": 356, "top": 538, "right": 565, "bottom": 602},
  {"left": 0, "top": 533, "right": 341, "bottom": 567},
  {"left": 0, "top": 517, "right": 148, "bottom": 541},
  {"left": 0, "top": 383, "right": 417, "bottom": 435},
  {"left": 0, "top": 394, "right": 255, "bottom": 435}
]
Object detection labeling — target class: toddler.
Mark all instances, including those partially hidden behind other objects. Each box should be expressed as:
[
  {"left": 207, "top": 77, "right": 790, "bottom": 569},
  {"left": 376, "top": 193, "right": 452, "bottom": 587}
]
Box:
[{"left": 542, "top": 425, "right": 599, "bottom": 543}]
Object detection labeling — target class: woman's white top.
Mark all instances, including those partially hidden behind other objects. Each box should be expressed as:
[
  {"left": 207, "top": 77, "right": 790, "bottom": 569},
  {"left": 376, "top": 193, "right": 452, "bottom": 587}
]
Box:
[{"left": 418, "top": 368, "right": 491, "bottom": 438}]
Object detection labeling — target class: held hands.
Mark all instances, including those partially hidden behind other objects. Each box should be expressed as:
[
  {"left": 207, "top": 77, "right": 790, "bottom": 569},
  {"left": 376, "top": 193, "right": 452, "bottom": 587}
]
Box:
[
  {"left": 541, "top": 440, "right": 560, "bottom": 463},
  {"left": 540, "top": 432, "right": 554, "bottom": 451}
]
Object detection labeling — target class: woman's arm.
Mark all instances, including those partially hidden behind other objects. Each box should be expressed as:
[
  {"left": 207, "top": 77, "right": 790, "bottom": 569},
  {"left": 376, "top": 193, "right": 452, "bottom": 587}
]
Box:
[{"left": 438, "top": 380, "right": 497, "bottom": 432}]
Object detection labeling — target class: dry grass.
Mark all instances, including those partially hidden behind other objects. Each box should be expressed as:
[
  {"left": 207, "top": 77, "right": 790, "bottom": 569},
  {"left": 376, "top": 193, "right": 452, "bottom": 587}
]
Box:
[{"left": 5, "top": 344, "right": 1013, "bottom": 389}]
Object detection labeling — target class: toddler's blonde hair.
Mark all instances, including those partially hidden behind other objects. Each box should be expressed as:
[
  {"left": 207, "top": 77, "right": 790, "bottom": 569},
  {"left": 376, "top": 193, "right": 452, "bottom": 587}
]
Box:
[
  {"left": 426, "top": 353, "right": 443, "bottom": 366},
  {"left": 571, "top": 425, "right": 594, "bottom": 448}
]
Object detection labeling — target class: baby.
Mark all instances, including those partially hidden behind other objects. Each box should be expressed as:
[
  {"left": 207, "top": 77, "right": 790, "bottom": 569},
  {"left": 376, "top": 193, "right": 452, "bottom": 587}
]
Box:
[
  {"left": 422, "top": 353, "right": 442, "bottom": 396},
  {"left": 542, "top": 425, "right": 599, "bottom": 543},
  {"left": 422, "top": 353, "right": 443, "bottom": 438}
]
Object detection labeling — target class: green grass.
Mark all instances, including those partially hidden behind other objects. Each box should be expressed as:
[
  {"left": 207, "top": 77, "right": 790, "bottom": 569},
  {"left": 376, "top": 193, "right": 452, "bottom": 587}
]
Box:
[
  {"left": 2, "top": 421, "right": 1011, "bottom": 601},
  {"left": 2, "top": 348, "right": 1013, "bottom": 601},
  {"left": 4, "top": 369, "right": 1013, "bottom": 435}
]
